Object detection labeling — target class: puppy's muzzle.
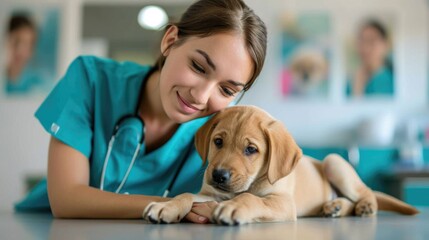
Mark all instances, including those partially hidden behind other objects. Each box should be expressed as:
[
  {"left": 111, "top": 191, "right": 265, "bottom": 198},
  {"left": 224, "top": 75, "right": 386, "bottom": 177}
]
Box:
[
  {"left": 302, "top": 71, "right": 310, "bottom": 82},
  {"left": 212, "top": 169, "right": 231, "bottom": 185}
]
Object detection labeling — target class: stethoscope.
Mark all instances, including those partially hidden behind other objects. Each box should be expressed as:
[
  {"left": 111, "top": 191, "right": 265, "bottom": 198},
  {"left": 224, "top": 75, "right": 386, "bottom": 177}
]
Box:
[{"left": 99, "top": 67, "right": 190, "bottom": 197}]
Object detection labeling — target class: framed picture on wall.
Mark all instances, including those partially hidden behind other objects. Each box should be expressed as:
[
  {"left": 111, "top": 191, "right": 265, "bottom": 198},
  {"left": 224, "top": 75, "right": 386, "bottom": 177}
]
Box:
[
  {"left": 1, "top": 4, "right": 60, "bottom": 97},
  {"left": 280, "top": 12, "right": 332, "bottom": 99},
  {"left": 344, "top": 14, "right": 395, "bottom": 99}
]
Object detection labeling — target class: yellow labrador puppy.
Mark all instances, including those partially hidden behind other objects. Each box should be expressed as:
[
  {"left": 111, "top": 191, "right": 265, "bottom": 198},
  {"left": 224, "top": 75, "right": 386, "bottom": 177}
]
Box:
[{"left": 143, "top": 106, "right": 418, "bottom": 225}]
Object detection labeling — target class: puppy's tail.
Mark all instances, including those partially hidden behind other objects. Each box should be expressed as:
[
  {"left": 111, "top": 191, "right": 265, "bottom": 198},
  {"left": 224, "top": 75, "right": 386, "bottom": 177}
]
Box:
[{"left": 374, "top": 191, "right": 419, "bottom": 215}]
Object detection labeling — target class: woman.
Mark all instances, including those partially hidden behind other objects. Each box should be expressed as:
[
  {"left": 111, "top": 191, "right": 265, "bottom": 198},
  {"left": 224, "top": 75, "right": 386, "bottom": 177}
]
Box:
[
  {"left": 347, "top": 19, "right": 394, "bottom": 97},
  {"left": 4, "top": 14, "right": 42, "bottom": 93},
  {"left": 15, "top": 0, "right": 267, "bottom": 224}
]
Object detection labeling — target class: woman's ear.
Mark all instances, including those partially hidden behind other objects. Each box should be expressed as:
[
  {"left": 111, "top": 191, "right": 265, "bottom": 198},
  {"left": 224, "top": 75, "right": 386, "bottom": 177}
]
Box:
[{"left": 160, "top": 25, "right": 179, "bottom": 56}]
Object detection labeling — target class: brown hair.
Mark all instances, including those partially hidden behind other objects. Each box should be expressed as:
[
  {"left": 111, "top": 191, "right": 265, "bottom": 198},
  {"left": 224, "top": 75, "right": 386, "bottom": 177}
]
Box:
[
  {"left": 7, "top": 14, "right": 36, "bottom": 34},
  {"left": 155, "top": 0, "right": 267, "bottom": 91},
  {"left": 360, "top": 19, "right": 388, "bottom": 40}
]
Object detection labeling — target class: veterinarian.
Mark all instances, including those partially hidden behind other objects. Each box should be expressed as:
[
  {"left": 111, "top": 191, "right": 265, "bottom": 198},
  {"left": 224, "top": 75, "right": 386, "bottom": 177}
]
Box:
[
  {"left": 14, "top": 0, "right": 267, "bottom": 224},
  {"left": 4, "top": 14, "right": 42, "bottom": 94},
  {"left": 347, "top": 19, "right": 394, "bottom": 96}
]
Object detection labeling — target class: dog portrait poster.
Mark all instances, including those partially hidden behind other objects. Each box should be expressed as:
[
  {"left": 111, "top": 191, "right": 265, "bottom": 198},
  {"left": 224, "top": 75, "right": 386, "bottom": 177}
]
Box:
[
  {"left": 280, "top": 12, "right": 332, "bottom": 98},
  {"left": 0, "top": 4, "right": 60, "bottom": 97},
  {"left": 344, "top": 13, "right": 395, "bottom": 98}
]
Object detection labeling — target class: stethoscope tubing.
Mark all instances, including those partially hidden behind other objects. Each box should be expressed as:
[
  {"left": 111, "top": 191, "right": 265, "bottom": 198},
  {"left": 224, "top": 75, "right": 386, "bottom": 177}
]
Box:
[
  {"left": 100, "top": 136, "right": 115, "bottom": 191},
  {"left": 99, "top": 136, "right": 142, "bottom": 193}
]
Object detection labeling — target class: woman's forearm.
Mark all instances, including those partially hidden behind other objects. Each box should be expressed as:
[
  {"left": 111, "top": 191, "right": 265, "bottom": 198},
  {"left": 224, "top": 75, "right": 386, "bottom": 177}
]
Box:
[{"left": 49, "top": 184, "right": 167, "bottom": 219}]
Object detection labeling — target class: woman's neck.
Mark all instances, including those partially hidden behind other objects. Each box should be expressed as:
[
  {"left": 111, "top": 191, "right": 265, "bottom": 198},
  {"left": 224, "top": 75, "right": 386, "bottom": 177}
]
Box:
[
  {"left": 7, "top": 65, "right": 24, "bottom": 81},
  {"left": 139, "top": 69, "right": 179, "bottom": 152},
  {"left": 140, "top": 70, "right": 170, "bottom": 124},
  {"left": 364, "top": 59, "right": 385, "bottom": 74}
]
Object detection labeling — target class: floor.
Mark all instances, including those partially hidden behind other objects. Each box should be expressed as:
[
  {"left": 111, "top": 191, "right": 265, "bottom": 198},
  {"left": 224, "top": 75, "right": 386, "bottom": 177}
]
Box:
[{"left": 1, "top": 209, "right": 428, "bottom": 240}]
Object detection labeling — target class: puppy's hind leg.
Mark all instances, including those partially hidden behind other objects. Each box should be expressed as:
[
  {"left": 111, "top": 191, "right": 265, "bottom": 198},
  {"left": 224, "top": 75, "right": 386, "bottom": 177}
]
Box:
[{"left": 322, "top": 154, "right": 377, "bottom": 217}]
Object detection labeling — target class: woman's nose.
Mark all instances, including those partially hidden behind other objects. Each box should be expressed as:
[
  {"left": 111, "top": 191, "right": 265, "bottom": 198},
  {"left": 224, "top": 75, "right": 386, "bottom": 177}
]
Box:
[{"left": 191, "top": 82, "right": 215, "bottom": 105}]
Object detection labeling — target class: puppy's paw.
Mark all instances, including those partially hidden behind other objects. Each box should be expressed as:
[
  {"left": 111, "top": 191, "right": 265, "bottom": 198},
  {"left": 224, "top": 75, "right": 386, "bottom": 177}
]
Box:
[
  {"left": 355, "top": 199, "right": 376, "bottom": 217},
  {"left": 142, "top": 202, "right": 186, "bottom": 224},
  {"left": 212, "top": 201, "right": 251, "bottom": 226},
  {"left": 323, "top": 200, "right": 343, "bottom": 218}
]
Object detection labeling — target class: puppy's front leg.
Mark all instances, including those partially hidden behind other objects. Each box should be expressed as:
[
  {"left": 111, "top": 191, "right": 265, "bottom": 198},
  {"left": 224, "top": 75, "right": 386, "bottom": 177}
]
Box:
[
  {"left": 212, "top": 193, "right": 296, "bottom": 225},
  {"left": 143, "top": 193, "right": 194, "bottom": 223},
  {"left": 143, "top": 194, "right": 215, "bottom": 224}
]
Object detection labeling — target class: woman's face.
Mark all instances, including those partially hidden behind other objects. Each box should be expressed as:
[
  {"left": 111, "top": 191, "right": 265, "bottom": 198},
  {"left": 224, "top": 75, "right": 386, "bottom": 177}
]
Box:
[
  {"left": 357, "top": 25, "right": 389, "bottom": 67},
  {"left": 6, "top": 26, "right": 36, "bottom": 68},
  {"left": 159, "top": 27, "right": 254, "bottom": 123}
]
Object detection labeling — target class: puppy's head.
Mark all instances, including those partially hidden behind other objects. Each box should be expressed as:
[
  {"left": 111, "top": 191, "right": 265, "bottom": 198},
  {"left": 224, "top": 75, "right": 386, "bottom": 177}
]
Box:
[
  {"left": 195, "top": 106, "right": 302, "bottom": 195},
  {"left": 290, "top": 50, "right": 328, "bottom": 92}
]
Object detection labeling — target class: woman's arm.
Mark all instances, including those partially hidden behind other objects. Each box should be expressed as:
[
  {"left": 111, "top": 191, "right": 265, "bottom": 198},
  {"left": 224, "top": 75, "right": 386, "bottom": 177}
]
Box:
[
  {"left": 48, "top": 137, "right": 212, "bottom": 222},
  {"left": 47, "top": 137, "right": 166, "bottom": 219}
]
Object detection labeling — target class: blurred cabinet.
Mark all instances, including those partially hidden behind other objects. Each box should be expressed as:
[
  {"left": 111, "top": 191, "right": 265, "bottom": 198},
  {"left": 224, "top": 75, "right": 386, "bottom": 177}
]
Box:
[
  {"left": 302, "top": 146, "right": 429, "bottom": 206},
  {"left": 382, "top": 172, "right": 429, "bottom": 207}
]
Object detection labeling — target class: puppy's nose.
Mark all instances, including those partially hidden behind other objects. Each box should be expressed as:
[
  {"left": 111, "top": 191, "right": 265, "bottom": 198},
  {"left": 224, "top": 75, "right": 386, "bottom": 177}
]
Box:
[
  {"left": 303, "top": 71, "right": 310, "bottom": 81},
  {"left": 212, "top": 169, "right": 231, "bottom": 184}
]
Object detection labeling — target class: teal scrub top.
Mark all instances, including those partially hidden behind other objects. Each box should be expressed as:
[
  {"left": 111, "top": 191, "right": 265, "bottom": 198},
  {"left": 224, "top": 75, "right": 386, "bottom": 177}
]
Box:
[
  {"left": 15, "top": 56, "right": 209, "bottom": 212},
  {"left": 362, "top": 66, "right": 394, "bottom": 95},
  {"left": 5, "top": 66, "right": 44, "bottom": 94},
  {"left": 347, "top": 66, "right": 394, "bottom": 96}
]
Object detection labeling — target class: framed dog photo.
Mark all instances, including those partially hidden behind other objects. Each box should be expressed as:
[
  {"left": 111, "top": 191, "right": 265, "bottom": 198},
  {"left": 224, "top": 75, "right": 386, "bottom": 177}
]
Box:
[
  {"left": 344, "top": 14, "right": 395, "bottom": 99},
  {"left": 280, "top": 12, "right": 332, "bottom": 99},
  {"left": 1, "top": 4, "right": 60, "bottom": 97}
]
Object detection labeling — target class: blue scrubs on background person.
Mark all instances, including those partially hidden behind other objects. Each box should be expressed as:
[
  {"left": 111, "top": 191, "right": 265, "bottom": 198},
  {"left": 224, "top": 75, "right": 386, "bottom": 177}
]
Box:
[
  {"left": 15, "top": 56, "right": 209, "bottom": 211},
  {"left": 346, "top": 65, "right": 394, "bottom": 96},
  {"left": 360, "top": 66, "right": 394, "bottom": 95},
  {"left": 5, "top": 66, "right": 44, "bottom": 94}
]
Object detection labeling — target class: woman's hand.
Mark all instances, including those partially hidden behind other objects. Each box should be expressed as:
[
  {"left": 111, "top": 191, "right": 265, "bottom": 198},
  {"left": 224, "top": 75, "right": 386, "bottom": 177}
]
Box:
[{"left": 184, "top": 201, "right": 218, "bottom": 224}]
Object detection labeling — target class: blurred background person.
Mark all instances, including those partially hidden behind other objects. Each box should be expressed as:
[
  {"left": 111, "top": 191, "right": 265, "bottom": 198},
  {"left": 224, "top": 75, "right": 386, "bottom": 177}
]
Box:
[
  {"left": 4, "top": 13, "right": 42, "bottom": 94},
  {"left": 347, "top": 19, "right": 394, "bottom": 97}
]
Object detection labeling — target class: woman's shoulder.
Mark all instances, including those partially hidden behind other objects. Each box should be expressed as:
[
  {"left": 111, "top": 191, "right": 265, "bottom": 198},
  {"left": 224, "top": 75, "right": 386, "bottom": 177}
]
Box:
[
  {"left": 71, "top": 55, "right": 151, "bottom": 76},
  {"left": 65, "top": 55, "right": 152, "bottom": 91}
]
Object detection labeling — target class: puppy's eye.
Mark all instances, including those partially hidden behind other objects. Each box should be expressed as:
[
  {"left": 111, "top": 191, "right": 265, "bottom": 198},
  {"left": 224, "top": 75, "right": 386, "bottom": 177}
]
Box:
[
  {"left": 214, "top": 138, "right": 223, "bottom": 148},
  {"left": 244, "top": 146, "right": 258, "bottom": 156}
]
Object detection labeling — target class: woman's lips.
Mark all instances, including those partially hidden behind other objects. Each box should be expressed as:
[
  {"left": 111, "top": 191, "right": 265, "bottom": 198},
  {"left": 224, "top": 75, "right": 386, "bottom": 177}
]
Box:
[{"left": 176, "top": 92, "right": 201, "bottom": 114}]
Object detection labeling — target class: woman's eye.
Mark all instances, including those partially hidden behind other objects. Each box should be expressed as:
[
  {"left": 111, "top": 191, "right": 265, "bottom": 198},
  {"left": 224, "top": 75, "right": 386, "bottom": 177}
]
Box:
[
  {"left": 244, "top": 146, "right": 258, "bottom": 156},
  {"left": 221, "top": 87, "right": 235, "bottom": 97},
  {"left": 214, "top": 138, "right": 223, "bottom": 148},
  {"left": 192, "top": 60, "right": 206, "bottom": 74}
]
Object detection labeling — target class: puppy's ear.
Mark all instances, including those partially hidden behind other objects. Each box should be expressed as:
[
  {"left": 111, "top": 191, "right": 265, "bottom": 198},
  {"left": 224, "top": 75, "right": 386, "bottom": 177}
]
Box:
[
  {"left": 264, "top": 120, "right": 302, "bottom": 185},
  {"left": 195, "top": 114, "right": 219, "bottom": 165}
]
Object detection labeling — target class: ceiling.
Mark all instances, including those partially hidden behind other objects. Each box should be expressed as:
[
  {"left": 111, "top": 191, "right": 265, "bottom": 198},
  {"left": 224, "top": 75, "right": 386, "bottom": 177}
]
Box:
[{"left": 82, "top": 3, "right": 188, "bottom": 63}]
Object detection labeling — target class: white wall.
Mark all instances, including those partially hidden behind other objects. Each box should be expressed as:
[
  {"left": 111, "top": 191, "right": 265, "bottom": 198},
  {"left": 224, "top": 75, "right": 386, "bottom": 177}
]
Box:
[{"left": 0, "top": 0, "right": 428, "bottom": 211}]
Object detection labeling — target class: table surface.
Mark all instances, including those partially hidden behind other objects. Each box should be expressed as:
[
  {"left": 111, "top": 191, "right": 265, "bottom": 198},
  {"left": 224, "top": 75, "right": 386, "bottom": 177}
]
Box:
[{"left": 1, "top": 209, "right": 428, "bottom": 240}]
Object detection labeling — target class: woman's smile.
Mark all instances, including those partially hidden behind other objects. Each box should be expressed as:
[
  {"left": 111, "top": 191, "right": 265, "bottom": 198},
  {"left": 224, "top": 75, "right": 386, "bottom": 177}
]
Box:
[{"left": 176, "top": 91, "right": 201, "bottom": 114}]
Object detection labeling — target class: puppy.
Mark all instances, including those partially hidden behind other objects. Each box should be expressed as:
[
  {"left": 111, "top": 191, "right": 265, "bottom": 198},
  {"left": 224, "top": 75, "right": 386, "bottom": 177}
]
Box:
[
  {"left": 289, "top": 49, "right": 328, "bottom": 96},
  {"left": 143, "top": 106, "right": 419, "bottom": 225}
]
